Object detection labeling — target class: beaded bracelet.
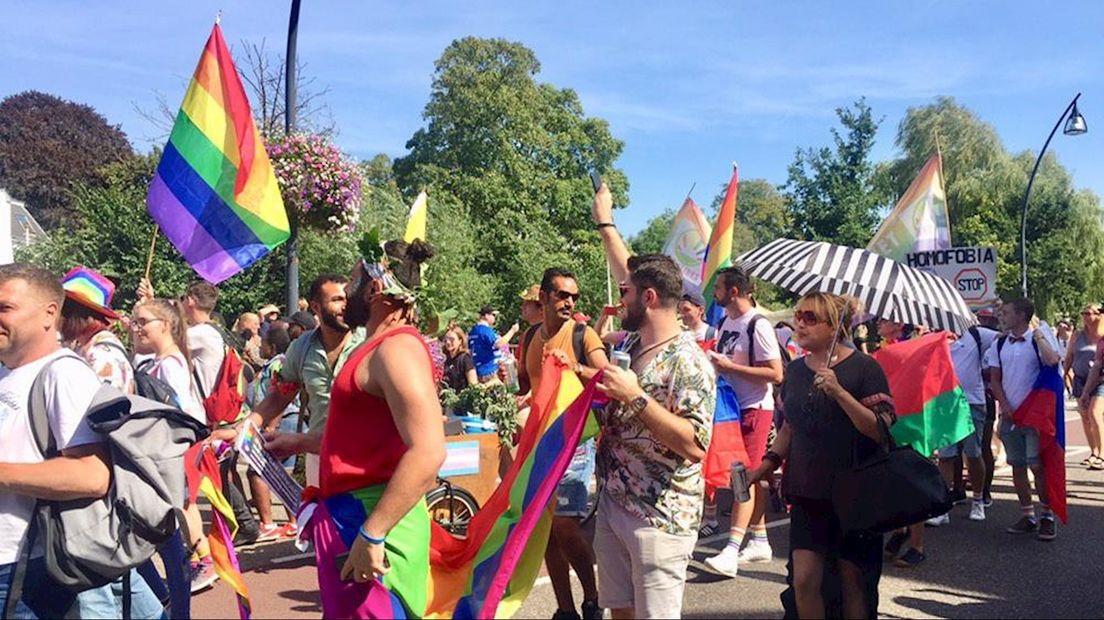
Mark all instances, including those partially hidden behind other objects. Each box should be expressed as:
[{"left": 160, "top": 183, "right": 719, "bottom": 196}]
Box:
[{"left": 358, "top": 525, "right": 385, "bottom": 545}]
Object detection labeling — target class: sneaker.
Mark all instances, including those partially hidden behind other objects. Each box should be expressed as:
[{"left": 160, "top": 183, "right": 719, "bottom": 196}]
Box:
[
  {"left": 233, "top": 526, "right": 260, "bottom": 548},
  {"left": 969, "top": 501, "right": 986, "bottom": 522},
  {"left": 189, "top": 559, "right": 219, "bottom": 593},
  {"left": 278, "top": 522, "right": 299, "bottom": 538},
  {"left": 982, "top": 493, "right": 993, "bottom": 508},
  {"left": 894, "top": 547, "right": 926, "bottom": 568},
  {"left": 1037, "top": 517, "right": 1057, "bottom": 541},
  {"left": 884, "top": 530, "right": 909, "bottom": 558},
  {"left": 949, "top": 488, "right": 968, "bottom": 505},
  {"left": 925, "top": 513, "right": 950, "bottom": 527},
  {"left": 552, "top": 610, "right": 581, "bottom": 620},
  {"left": 1006, "top": 516, "right": 1038, "bottom": 535},
  {"left": 701, "top": 546, "right": 740, "bottom": 578},
  {"left": 737, "top": 539, "right": 773, "bottom": 563},
  {"left": 581, "top": 600, "right": 604, "bottom": 620},
  {"left": 698, "top": 522, "right": 720, "bottom": 539},
  {"left": 256, "top": 522, "right": 281, "bottom": 541}
]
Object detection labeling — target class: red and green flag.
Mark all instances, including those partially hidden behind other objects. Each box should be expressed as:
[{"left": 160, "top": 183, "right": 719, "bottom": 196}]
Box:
[{"left": 873, "top": 333, "right": 972, "bottom": 455}]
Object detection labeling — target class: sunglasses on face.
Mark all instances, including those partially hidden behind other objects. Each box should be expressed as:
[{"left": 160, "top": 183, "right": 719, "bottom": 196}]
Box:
[
  {"left": 794, "top": 310, "right": 821, "bottom": 326},
  {"left": 619, "top": 285, "right": 630, "bottom": 299},
  {"left": 552, "top": 290, "right": 580, "bottom": 303}
]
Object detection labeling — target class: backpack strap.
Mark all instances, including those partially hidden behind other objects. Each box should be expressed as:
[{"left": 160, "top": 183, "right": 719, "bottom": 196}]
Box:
[
  {"left": 746, "top": 314, "right": 765, "bottom": 368},
  {"left": 969, "top": 326, "right": 984, "bottom": 375},
  {"left": 996, "top": 335, "right": 1006, "bottom": 370},
  {"left": 572, "top": 322, "right": 587, "bottom": 364},
  {"left": 521, "top": 324, "right": 541, "bottom": 361}
]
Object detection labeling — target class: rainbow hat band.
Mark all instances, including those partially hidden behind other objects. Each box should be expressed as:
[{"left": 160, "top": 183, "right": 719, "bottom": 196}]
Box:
[{"left": 60, "top": 266, "right": 119, "bottom": 320}]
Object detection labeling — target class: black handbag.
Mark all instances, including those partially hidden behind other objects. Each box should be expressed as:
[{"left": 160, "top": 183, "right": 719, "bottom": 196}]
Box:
[{"left": 831, "top": 413, "right": 951, "bottom": 534}]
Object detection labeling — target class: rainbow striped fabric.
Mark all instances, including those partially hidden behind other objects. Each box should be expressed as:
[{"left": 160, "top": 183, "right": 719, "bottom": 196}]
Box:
[
  {"left": 147, "top": 24, "right": 289, "bottom": 284},
  {"left": 426, "top": 358, "right": 600, "bottom": 619},
  {"left": 701, "top": 166, "right": 738, "bottom": 305}
]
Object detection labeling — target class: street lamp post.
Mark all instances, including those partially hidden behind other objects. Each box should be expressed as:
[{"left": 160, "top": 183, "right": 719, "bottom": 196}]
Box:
[
  {"left": 285, "top": 0, "right": 302, "bottom": 315},
  {"left": 1020, "top": 93, "right": 1087, "bottom": 298}
]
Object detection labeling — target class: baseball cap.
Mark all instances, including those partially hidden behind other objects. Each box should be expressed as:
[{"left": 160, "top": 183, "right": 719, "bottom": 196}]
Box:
[
  {"left": 289, "top": 310, "right": 318, "bottom": 330},
  {"left": 479, "top": 305, "right": 497, "bottom": 316}
]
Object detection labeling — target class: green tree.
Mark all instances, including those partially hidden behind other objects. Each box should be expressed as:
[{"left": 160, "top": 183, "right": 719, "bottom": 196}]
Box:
[
  {"left": 628, "top": 209, "right": 675, "bottom": 255},
  {"left": 784, "top": 99, "right": 887, "bottom": 247},
  {"left": 0, "top": 91, "right": 133, "bottom": 229},
  {"left": 393, "top": 37, "right": 628, "bottom": 323}
]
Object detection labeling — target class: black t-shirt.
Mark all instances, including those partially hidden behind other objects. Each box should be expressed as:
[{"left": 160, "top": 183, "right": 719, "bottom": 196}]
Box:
[
  {"left": 443, "top": 351, "right": 476, "bottom": 392},
  {"left": 781, "top": 351, "right": 895, "bottom": 501}
]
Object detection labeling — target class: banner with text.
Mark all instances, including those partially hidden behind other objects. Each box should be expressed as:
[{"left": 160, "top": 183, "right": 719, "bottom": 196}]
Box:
[{"left": 906, "top": 246, "right": 998, "bottom": 311}]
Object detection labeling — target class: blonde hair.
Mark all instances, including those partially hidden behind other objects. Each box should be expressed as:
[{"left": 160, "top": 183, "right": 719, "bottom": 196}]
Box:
[
  {"left": 136, "top": 298, "right": 193, "bottom": 371},
  {"left": 442, "top": 323, "right": 469, "bottom": 354},
  {"left": 234, "top": 312, "right": 260, "bottom": 332},
  {"left": 797, "top": 292, "right": 864, "bottom": 342}
]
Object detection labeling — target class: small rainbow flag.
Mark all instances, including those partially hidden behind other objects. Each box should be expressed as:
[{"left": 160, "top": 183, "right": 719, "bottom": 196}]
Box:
[
  {"left": 148, "top": 23, "right": 289, "bottom": 284},
  {"left": 701, "top": 165, "right": 738, "bottom": 323}
]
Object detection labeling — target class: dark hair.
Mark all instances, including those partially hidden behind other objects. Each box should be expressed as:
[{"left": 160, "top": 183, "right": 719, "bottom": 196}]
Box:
[
  {"left": 1006, "top": 298, "right": 1035, "bottom": 322},
  {"left": 716, "top": 266, "right": 755, "bottom": 297},
  {"left": 308, "top": 273, "right": 349, "bottom": 304},
  {"left": 540, "top": 267, "right": 577, "bottom": 294},
  {"left": 61, "top": 298, "right": 111, "bottom": 342},
  {"left": 264, "top": 326, "right": 292, "bottom": 355},
  {"left": 0, "top": 263, "right": 63, "bottom": 307},
  {"left": 383, "top": 239, "right": 435, "bottom": 291},
  {"left": 627, "top": 254, "right": 682, "bottom": 308},
  {"left": 185, "top": 281, "right": 219, "bottom": 312}
]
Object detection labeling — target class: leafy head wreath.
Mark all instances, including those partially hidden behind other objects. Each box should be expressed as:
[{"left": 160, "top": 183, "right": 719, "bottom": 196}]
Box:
[{"left": 354, "top": 227, "right": 436, "bottom": 308}]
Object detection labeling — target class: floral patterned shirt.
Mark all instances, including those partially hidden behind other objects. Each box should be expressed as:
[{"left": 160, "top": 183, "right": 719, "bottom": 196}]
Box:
[
  {"left": 80, "top": 330, "right": 134, "bottom": 394},
  {"left": 596, "top": 330, "right": 716, "bottom": 535}
]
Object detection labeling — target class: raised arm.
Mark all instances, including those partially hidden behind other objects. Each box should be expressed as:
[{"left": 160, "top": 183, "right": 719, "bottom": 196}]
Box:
[{"left": 592, "top": 184, "right": 631, "bottom": 285}]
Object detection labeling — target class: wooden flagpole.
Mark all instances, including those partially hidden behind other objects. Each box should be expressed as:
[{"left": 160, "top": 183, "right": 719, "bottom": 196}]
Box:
[{"left": 144, "top": 226, "right": 159, "bottom": 284}]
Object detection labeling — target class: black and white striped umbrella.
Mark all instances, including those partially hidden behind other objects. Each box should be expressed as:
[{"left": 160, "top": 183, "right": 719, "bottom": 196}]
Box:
[{"left": 736, "top": 238, "right": 977, "bottom": 333}]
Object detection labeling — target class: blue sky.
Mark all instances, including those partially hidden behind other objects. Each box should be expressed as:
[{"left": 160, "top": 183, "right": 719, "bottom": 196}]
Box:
[{"left": 3, "top": 1, "right": 1102, "bottom": 235}]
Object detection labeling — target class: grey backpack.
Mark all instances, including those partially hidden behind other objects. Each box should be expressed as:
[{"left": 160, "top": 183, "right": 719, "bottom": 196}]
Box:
[{"left": 8, "top": 353, "right": 208, "bottom": 601}]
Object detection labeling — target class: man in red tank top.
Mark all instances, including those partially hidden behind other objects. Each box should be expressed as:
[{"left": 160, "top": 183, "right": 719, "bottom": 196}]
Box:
[{"left": 316, "top": 238, "right": 445, "bottom": 617}]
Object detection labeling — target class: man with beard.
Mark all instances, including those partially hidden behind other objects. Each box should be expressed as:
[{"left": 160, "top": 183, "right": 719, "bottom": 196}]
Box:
[
  {"left": 316, "top": 238, "right": 444, "bottom": 618},
  {"left": 517, "top": 267, "right": 607, "bottom": 620},
  {"left": 591, "top": 184, "right": 717, "bottom": 619},
  {"left": 248, "top": 273, "right": 365, "bottom": 486}
]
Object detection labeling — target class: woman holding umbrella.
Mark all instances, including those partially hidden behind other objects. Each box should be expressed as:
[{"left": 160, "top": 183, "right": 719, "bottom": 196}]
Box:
[{"left": 750, "top": 291, "right": 896, "bottom": 619}]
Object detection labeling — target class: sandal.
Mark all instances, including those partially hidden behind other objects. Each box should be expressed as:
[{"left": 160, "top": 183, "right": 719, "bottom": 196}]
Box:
[
  {"left": 1090, "top": 456, "right": 1104, "bottom": 471},
  {"left": 1082, "top": 456, "right": 1093, "bottom": 467}
]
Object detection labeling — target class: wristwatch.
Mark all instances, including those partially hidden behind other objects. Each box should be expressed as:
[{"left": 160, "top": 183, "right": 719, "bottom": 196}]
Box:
[{"left": 626, "top": 393, "right": 649, "bottom": 417}]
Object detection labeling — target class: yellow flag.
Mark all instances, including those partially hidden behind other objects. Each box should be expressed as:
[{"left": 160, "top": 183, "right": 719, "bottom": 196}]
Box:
[{"left": 404, "top": 190, "right": 428, "bottom": 243}]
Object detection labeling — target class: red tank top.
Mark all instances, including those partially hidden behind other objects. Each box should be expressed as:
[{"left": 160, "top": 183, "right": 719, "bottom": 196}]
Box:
[{"left": 319, "top": 326, "right": 432, "bottom": 498}]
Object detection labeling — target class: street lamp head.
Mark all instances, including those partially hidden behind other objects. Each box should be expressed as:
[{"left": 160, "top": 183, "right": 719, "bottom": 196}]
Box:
[{"left": 1064, "top": 102, "right": 1088, "bottom": 135}]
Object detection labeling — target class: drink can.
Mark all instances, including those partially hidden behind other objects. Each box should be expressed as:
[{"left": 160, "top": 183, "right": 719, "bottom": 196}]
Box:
[
  {"left": 731, "top": 461, "right": 751, "bottom": 503},
  {"left": 611, "top": 350, "right": 631, "bottom": 370},
  {"left": 501, "top": 357, "right": 520, "bottom": 394}
]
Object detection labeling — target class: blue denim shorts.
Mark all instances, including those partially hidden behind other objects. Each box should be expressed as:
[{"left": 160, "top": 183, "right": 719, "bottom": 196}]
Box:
[
  {"left": 938, "top": 405, "right": 988, "bottom": 459},
  {"left": 555, "top": 439, "right": 595, "bottom": 517},
  {"left": 1000, "top": 421, "right": 1040, "bottom": 467},
  {"left": 277, "top": 411, "right": 300, "bottom": 469}
]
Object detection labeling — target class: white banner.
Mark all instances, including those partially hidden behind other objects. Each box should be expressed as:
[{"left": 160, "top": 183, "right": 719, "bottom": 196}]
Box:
[{"left": 905, "top": 246, "right": 998, "bottom": 311}]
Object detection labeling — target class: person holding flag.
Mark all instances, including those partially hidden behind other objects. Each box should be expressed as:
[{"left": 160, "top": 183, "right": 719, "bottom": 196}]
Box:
[{"left": 987, "top": 299, "right": 1063, "bottom": 541}]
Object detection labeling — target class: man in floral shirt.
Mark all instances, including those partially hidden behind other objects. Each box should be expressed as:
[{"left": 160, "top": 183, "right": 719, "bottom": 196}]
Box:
[{"left": 593, "top": 184, "right": 716, "bottom": 619}]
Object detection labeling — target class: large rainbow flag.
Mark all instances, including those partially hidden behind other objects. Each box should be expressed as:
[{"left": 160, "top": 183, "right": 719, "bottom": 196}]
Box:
[
  {"left": 873, "top": 333, "right": 973, "bottom": 456},
  {"left": 867, "top": 152, "right": 951, "bottom": 262},
  {"left": 427, "top": 358, "right": 600, "bottom": 619},
  {"left": 148, "top": 23, "right": 289, "bottom": 284},
  {"left": 701, "top": 166, "right": 738, "bottom": 325}
]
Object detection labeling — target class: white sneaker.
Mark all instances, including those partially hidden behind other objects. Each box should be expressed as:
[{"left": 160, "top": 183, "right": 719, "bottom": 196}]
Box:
[
  {"left": 737, "top": 540, "right": 773, "bottom": 563},
  {"left": 702, "top": 545, "right": 740, "bottom": 578},
  {"left": 925, "top": 513, "right": 950, "bottom": 527},
  {"left": 969, "top": 501, "right": 986, "bottom": 521}
]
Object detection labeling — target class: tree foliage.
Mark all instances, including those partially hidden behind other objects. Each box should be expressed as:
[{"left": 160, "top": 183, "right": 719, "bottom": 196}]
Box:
[
  {"left": 393, "top": 37, "right": 629, "bottom": 322},
  {"left": 784, "top": 99, "right": 887, "bottom": 247},
  {"left": 0, "top": 90, "right": 133, "bottom": 229}
]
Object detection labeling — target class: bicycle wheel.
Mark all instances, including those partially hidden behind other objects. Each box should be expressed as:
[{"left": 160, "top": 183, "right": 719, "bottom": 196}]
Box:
[{"left": 425, "top": 483, "right": 480, "bottom": 537}]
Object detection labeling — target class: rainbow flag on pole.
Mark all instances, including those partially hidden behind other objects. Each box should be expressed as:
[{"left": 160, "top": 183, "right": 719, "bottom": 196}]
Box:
[
  {"left": 426, "top": 358, "right": 599, "bottom": 619},
  {"left": 662, "top": 197, "right": 712, "bottom": 300},
  {"left": 148, "top": 23, "right": 289, "bottom": 284},
  {"left": 701, "top": 165, "right": 738, "bottom": 324},
  {"left": 867, "top": 152, "right": 951, "bottom": 262}
]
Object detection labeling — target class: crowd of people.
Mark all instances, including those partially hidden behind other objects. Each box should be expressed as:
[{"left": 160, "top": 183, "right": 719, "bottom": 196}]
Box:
[{"left": 0, "top": 181, "right": 1083, "bottom": 620}]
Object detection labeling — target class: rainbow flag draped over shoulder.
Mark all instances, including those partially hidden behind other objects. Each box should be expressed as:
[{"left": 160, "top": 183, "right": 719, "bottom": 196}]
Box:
[
  {"left": 867, "top": 152, "right": 951, "bottom": 262},
  {"left": 148, "top": 23, "right": 289, "bottom": 284},
  {"left": 1012, "top": 360, "right": 1067, "bottom": 523},
  {"left": 185, "top": 443, "right": 253, "bottom": 619},
  {"left": 426, "top": 358, "right": 600, "bottom": 619},
  {"left": 873, "top": 333, "right": 972, "bottom": 455}
]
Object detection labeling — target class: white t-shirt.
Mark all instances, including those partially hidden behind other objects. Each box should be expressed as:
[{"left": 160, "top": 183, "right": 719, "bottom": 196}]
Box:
[
  {"left": 950, "top": 327, "right": 998, "bottom": 405},
  {"left": 715, "top": 309, "right": 781, "bottom": 410},
  {"left": 0, "top": 349, "right": 102, "bottom": 564},
  {"left": 984, "top": 327, "right": 1058, "bottom": 411},
  {"left": 187, "top": 323, "right": 224, "bottom": 397},
  {"left": 147, "top": 352, "right": 206, "bottom": 424}
]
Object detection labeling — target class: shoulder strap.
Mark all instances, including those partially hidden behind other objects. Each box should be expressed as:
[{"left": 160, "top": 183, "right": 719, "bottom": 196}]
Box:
[
  {"left": 522, "top": 324, "right": 541, "bottom": 359},
  {"left": 969, "top": 326, "right": 983, "bottom": 373},
  {"left": 996, "top": 335, "right": 1007, "bottom": 370},
  {"left": 572, "top": 322, "right": 587, "bottom": 363},
  {"left": 746, "top": 314, "right": 764, "bottom": 367},
  {"left": 27, "top": 352, "right": 84, "bottom": 457}
]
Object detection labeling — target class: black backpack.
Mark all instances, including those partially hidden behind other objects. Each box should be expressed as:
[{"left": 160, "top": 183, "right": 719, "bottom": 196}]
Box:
[{"left": 134, "top": 358, "right": 185, "bottom": 410}]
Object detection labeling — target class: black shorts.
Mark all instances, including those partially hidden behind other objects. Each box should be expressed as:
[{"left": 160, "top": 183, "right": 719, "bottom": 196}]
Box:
[{"left": 789, "top": 497, "right": 882, "bottom": 570}]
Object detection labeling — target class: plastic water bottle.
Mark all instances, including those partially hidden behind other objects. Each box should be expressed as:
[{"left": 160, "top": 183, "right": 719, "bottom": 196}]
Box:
[{"left": 501, "top": 356, "right": 520, "bottom": 394}]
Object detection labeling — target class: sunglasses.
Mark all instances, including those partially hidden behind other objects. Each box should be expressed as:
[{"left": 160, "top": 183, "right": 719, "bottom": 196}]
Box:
[
  {"left": 619, "top": 285, "right": 630, "bottom": 299},
  {"left": 794, "top": 310, "right": 821, "bottom": 326},
  {"left": 552, "top": 290, "right": 580, "bottom": 303}
]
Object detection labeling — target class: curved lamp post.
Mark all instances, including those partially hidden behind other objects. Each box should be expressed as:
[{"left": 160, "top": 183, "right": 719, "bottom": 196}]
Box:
[{"left": 1020, "top": 93, "right": 1087, "bottom": 297}]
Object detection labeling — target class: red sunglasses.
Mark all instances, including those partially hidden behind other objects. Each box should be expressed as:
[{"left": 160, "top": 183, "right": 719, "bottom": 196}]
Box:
[{"left": 794, "top": 310, "right": 821, "bottom": 326}]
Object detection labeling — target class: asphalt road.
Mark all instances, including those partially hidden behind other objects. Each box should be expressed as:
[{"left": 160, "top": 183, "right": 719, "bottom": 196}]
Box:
[{"left": 194, "top": 403, "right": 1103, "bottom": 619}]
